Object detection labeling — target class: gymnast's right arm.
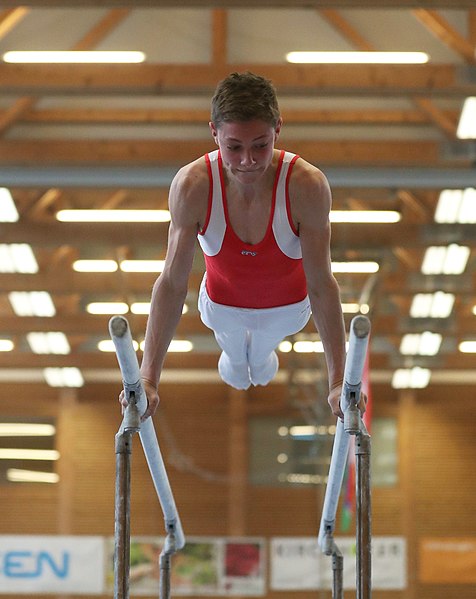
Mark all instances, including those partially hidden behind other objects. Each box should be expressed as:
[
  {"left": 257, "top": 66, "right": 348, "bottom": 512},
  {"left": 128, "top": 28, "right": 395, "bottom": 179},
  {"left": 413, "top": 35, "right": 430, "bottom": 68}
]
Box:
[{"left": 120, "top": 160, "right": 208, "bottom": 420}]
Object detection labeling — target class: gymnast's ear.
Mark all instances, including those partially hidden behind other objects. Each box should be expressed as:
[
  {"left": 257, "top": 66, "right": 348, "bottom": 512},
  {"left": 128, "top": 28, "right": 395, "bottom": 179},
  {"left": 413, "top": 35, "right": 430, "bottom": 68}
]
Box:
[
  {"left": 209, "top": 121, "right": 219, "bottom": 144},
  {"left": 274, "top": 117, "right": 283, "bottom": 139}
]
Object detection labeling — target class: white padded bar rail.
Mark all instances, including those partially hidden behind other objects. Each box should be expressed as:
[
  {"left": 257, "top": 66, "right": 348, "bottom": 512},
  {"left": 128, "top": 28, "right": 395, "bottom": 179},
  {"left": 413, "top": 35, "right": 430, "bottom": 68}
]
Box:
[
  {"left": 109, "top": 315, "right": 185, "bottom": 551},
  {"left": 318, "top": 315, "right": 370, "bottom": 551}
]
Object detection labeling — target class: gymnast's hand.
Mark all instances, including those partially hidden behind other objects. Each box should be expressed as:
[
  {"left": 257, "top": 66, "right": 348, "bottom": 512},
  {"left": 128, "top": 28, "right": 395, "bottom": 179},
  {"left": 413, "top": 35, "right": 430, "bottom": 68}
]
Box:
[
  {"left": 118, "top": 378, "right": 160, "bottom": 422},
  {"left": 328, "top": 383, "right": 367, "bottom": 421}
]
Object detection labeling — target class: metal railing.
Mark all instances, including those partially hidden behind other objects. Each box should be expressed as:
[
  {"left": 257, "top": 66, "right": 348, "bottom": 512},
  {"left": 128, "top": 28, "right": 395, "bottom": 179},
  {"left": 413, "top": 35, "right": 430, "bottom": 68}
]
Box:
[
  {"left": 109, "top": 315, "right": 185, "bottom": 599},
  {"left": 318, "top": 314, "right": 372, "bottom": 598}
]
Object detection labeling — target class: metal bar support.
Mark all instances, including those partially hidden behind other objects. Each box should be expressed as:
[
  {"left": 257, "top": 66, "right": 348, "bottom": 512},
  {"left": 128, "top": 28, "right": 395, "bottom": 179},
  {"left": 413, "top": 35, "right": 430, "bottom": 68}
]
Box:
[
  {"left": 109, "top": 315, "right": 185, "bottom": 599},
  {"left": 318, "top": 315, "right": 372, "bottom": 599},
  {"left": 114, "top": 397, "right": 140, "bottom": 599},
  {"left": 355, "top": 429, "right": 372, "bottom": 599}
]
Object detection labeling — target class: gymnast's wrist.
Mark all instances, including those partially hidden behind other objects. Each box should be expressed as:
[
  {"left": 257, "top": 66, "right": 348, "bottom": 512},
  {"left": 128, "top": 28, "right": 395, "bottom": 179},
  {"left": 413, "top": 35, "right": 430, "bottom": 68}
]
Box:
[
  {"left": 329, "top": 379, "right": 343, "bottom": 392},
  {"left": 141, "top": 376, "right": 159, "bottom": 390}
]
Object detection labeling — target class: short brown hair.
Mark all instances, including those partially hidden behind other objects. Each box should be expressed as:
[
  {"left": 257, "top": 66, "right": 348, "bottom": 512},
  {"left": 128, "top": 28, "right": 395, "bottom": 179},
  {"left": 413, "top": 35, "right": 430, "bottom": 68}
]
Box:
[{"left": 211, "top": 72, "right": 281, "bottom": 128}]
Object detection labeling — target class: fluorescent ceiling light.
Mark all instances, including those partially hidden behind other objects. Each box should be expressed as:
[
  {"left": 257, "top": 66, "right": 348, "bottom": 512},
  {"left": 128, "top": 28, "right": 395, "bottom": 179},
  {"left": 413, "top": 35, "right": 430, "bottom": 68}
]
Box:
[
  {"left": 43, "top": 367, "right": 84, "bottom": 388},
  {"left": 57, "top": 209, "right": 170, "bottom": 222},
  {"left": 0, "top": 340, "right": 14, "bottom": 352},
  {"left": 139, "top": 339, "right": 193, "bottom": 352},
  {"left": 286, "top": 51, "right": 429, "bottom": 64},
  {"left": 457, "top": 97, "right": 476, "bottom": 139},
  {"left": 459, "top": 340, "right": 476, "bottom": 353},
  {"left": 27, "top": 332, "right": 70, "bottom": 355},
  {"left": 3, "top": 50, "right": 146, "bottom": 64},
  {"left": 86, "top": 302, "right": 129, "bottom": 315},
  {"left": 0, "top": 423, "right": 55, "bottom": 436},
  {"left": 0, "top": 188, "right": 19, "bottom": 222},
  {"left": 392, "top": 367, "right": 431, "bottom": 389},
  {"left": 278, "top": 340, "right": 293, "bottom": 353},
  {"left": 0, "top": 448, "right": 59, "bottom": 460},
  {"left": 130, "top": 302, "right": 151, "bottom": 315},
  {"left": 421, "top": 244, "right": 470, "bottom": 275},
  {"left": 435, "top": 188, "right": 476, "bottom": 223},
  {"left": 410, "top": 291, "right": 455, "bottom": 319},
  {"left": 0, "top": 244, "right": 38, "bottom": 273},
  {"left": 98, "top": 339, "right": 139, "bottom": 352},
  {"left": 341, "top": 303, "right": 369, "bottom": 314},
  {"left": 289, "top": 425, "right": 331, "bottom": 437},
  {"left": 7, "top": 468, "right": 59, "bottom": 483},
  {"left": 9, "top": 291, "right": 56, "bottom": 317},
  {"left": 120, "top": 260, "right": 165, "bottom": 273},
  {"left": 293, "top": 340, "right": 324, "bottom": 353},
  {"left": 73, "top": 260, "right": 118, "bottom": 273},
  {"left": 400, "top": 332, "right": 442, "bottom": 356},
  {"left": 332, "top": 261, "right": 379, "bottom": 273},
  {"left": 330, "top": 210, "right": 401, "bottom": 223}
]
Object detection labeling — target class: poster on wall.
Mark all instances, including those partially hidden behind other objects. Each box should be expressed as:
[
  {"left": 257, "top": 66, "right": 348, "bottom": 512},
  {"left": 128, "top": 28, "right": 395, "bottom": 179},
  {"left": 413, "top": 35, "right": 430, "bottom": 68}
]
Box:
[
  {"left": 106, "top": 536, "right": 265, "bottom": 596},
  {"left": 271, "top": 536, "right": 406, "bottom": 590},
  {"left": 0, "top": 535, "right": 104, "bottom": 594}
]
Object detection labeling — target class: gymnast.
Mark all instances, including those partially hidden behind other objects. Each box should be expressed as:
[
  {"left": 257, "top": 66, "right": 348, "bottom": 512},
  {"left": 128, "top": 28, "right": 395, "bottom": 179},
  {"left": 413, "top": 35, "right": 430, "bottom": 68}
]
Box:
[{"left": 121, "top": 71, "right": 365, "bottom": 421}]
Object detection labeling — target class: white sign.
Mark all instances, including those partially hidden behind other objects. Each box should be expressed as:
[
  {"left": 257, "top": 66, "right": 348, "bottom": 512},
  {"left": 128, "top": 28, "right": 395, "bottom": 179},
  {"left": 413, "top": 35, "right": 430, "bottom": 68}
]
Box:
[
  {"left": 0, "top": 535, "right": 105, "bottom": 594},
  {"left": 271, "top": 536, "right": 406, "bottom": 590}
]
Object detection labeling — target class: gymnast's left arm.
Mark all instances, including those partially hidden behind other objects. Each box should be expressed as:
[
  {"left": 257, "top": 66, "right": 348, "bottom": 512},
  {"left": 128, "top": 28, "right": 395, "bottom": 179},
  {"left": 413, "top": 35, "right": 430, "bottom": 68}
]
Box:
[{"left": 290, "top": 161, "right": 347, "bottom": 419}]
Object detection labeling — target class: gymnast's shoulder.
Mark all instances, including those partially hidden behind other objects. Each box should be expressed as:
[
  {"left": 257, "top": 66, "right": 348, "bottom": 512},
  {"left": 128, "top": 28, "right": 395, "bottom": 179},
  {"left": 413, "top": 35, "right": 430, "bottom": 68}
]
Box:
[{"left": 169, "top": 156, "right": 209, "bottom": 210}]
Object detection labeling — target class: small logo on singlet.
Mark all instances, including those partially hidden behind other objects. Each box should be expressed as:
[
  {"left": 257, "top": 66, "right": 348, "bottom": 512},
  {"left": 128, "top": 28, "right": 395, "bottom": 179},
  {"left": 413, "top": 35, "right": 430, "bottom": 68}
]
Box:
[{"left": 241, "top": 250, "right": 257, "bottom": 257}]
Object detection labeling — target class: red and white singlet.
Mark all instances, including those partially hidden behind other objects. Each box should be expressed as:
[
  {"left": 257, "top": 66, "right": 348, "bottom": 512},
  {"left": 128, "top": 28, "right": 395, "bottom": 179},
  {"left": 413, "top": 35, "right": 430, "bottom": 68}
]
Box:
[{"left": 198, "top": 149, "right": 307, "bottom": 309}]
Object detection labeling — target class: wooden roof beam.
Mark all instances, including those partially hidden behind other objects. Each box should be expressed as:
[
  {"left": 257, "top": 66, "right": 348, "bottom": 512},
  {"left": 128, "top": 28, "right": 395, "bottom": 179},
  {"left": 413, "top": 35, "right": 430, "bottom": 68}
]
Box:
[
  {"left": 1, "top": 1, "right": 476, "bottom": 8},
  {"left": 412, "top": 9, "right": 476, "bottom": 64},
  {"left": 0, "top": 63, "right": 470, "bottom": 96},
  {"left": 0, "top": 138, "right": 442, "bottom": 166},
  {"left": 319, "top": 8, "right": 460, "bottom": 137}
]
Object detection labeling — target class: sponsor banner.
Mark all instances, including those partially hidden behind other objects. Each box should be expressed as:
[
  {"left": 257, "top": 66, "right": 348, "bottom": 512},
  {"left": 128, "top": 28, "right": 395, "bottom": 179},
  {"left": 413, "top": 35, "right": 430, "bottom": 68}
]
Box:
[
  {"left": 0, "top": 535, "right": 104, "bottom": 594},
  {"left": 419, "top": 538, "right": 476, "bottom": 584},
  {"left": 105, "top": 536, "right": 266, "bottom": 596},
  {"left": 271, "top": 536, "right": 406, "bottom": 591}
]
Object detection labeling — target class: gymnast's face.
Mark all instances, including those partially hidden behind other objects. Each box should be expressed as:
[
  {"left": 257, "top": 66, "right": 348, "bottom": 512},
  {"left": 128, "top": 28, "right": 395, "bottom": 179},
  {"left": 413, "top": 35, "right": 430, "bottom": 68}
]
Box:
[{"left": 209, "top": 118, "right": 282, "bottom": 184}]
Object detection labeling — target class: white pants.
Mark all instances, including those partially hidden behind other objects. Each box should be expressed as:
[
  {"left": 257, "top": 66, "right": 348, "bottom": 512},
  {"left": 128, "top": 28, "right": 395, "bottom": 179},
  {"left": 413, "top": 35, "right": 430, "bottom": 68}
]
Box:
[{"left": 198, "top": 275, "right": 311, "bottom": 389}]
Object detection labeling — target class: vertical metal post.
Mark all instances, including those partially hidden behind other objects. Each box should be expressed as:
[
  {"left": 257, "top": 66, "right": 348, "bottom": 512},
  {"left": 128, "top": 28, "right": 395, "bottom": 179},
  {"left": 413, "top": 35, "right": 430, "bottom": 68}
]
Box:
[
  {"left": 331, "top": 546, "right": 344, "bottom": 599},
  {"left": 114, "top": 397, "right": 140, "bottom": 599},
  {"left": 355, "top": 430, "right": 372, "bottom": 599},
  {"left": 114, "top": 430, "right": 133, "bottom": 599}
]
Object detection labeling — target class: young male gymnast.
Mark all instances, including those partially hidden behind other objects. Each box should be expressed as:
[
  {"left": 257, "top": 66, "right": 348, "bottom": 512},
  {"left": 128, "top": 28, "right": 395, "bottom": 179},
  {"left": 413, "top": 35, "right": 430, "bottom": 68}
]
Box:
[{"left": 121, "top": 72, "right": 363, "bottom": 421}]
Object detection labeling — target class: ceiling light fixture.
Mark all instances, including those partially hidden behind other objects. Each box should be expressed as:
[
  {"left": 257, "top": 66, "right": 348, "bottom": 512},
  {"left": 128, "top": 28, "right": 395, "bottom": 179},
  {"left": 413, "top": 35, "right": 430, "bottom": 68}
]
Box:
[
  {"left": 73, "top": 260, "right": 118, "bottom": 273},
  {"left": 57, "top": 209, "right": 170, "bottom": 222},
  {"left": 98, "top": 339, "right": 139, "bottom": 352},
  {"left": 332, "top": 261, "right": 379, "bottom": 273},
  {"left": 457, "top": 97, "right": 476, "bottom": 139},
  {"left": 86, "top": 302, "right": 129, "bottom": 315},
  {"left": 330, "top": 210, "right": 401, "bottom": 223},
  {"left": 399, "top": 332, "right": 442, "bottom": 356},
  {"left": 139, "top": 339, "right": 193, "bottom": 353},
  {"left": 43, "top": 367, "right": 84, "bottom": 388},
  {"left": 0, "top": 423, "right": 55, "bottom": 437},
  {"left": 392, "top": 367, "right": 431, "bottom": 389},
  {"left": 435, "top": 188, "right": 476, "bottom": 223},
  {"left": 7, "top": 468, "right": 59, "bottom": 483},
  {"left": 0, "top": 448, "right": 59, "bottom": 460},
  {"left": 0, "top": 188, "right": 19, "bottom": 222},
  {"left": 410, "top": 292, "right": 455, "bottom": 318},
  {"left": 0, "top": 244, "right": 38, "bottom": 273},
  {"left": 286, "top": 51, "right": 429, "bottom": 64},
  {"left": 120, "top": 260, "right": 165, "bottom": 273},
  {"left": 459, "top": 340, "right": 476, "bottom": 353},
  {"left": 26, "top": 332, "right": 70, "bottom": 355},
  {"left": 9, "top": 291, "right": 56, "bottom": 317},
  {"left": 3, "top": 50, "right": 146, "bottom": 64},
  {"left": 421, "top": 244, "right": 470, "bottom": 275},
  {"left": 0, "top": 340, "right": 14, "bottom": 352}
]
